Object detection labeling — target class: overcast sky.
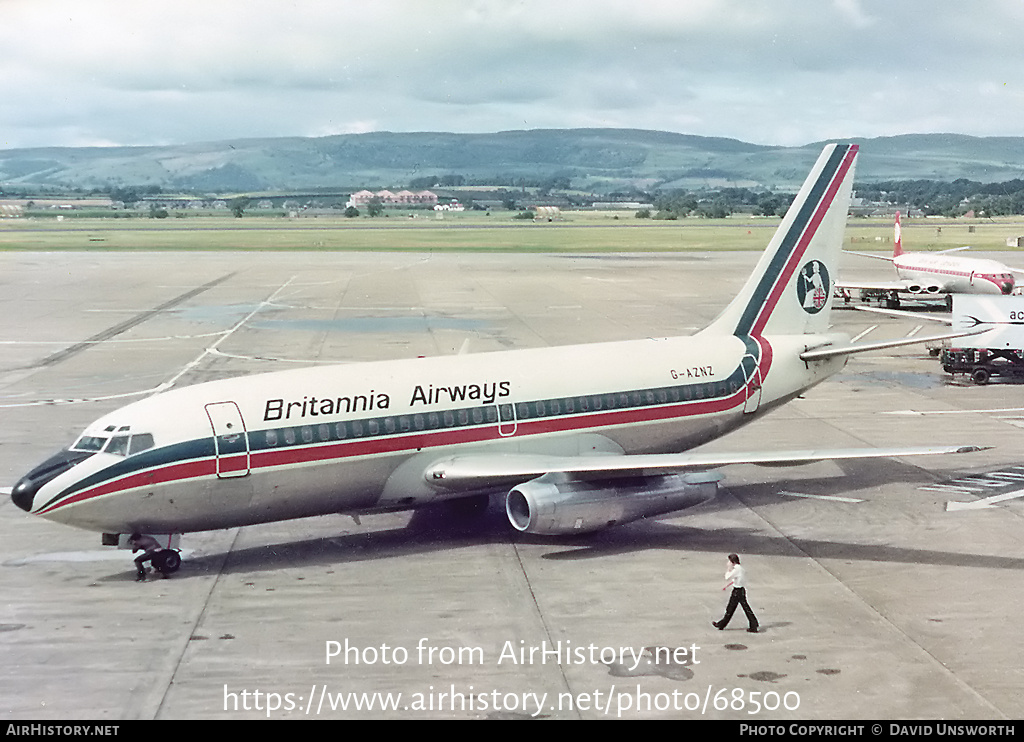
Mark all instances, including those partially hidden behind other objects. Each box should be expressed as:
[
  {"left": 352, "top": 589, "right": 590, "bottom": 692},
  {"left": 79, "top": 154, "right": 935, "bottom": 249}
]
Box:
[{"left": 2, "top": 0, "right": 1022, "bottom": 150}]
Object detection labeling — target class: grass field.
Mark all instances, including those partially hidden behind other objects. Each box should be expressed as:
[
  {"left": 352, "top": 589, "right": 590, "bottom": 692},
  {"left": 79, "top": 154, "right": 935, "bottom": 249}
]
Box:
[{"left": 2, "top": 212, "right": 1024, "bottom": 253}]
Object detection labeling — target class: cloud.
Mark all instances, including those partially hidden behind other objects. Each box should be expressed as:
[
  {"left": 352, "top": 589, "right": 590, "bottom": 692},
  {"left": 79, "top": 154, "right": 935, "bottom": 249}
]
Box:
[{"left": 1, "top": 0, "right": 1023, "bottom": 149}]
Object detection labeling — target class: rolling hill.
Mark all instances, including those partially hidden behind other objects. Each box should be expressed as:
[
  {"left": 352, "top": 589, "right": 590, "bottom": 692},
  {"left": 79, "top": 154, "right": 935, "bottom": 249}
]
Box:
[{"left": 3, "top": 129, "right": 1024, "bottom": 194}]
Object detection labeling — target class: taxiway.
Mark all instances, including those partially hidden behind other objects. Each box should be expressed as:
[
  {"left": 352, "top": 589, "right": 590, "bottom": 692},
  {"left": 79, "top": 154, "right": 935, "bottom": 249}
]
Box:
[{"left": 1, "top": 250, "right": 1021, "bottom": 719}]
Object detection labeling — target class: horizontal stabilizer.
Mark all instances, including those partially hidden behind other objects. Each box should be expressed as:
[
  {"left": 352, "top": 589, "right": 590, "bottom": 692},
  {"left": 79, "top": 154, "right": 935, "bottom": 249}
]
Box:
[
  {"left": 424, "top": 445, "right": 986, "bottom": 491},
  {"left": 850, "top": 305, "right": 952, "bottom": 324},
  {"left": 799, "top": 328, "right": 989, "bottom": 361}
]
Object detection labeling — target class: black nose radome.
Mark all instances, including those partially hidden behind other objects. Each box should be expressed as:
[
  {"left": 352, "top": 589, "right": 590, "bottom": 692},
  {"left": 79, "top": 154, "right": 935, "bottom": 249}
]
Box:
[
  {"left": 11, "top": 478, "right": 37, "bottom": 511},
  {"left": 11, "top": 449, "right": 95, "bottom": 512}
]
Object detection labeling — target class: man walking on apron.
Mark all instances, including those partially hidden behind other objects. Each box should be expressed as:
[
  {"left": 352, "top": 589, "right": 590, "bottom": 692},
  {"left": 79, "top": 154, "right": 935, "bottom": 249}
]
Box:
[{"left": 713, "top": 553, "right": 759, "bottom": 633}]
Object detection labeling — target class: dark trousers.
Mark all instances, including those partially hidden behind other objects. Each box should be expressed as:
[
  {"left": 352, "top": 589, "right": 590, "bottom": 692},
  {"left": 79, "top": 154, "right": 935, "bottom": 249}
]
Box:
[
  {"left": 720, "top": 587, "right": 758, "bottom": 629},
  {"left": 135, "top": 550, "right": 159, "bottom": 575}
]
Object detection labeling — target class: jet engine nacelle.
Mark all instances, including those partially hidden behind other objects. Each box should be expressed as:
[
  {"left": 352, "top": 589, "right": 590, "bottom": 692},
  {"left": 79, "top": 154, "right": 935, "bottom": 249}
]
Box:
[
  {"left": 505, "top": 471, "right": 721, "bottom": 536},
  {"left": 907, "top": 284, "right": 942, "bottom": 294}
]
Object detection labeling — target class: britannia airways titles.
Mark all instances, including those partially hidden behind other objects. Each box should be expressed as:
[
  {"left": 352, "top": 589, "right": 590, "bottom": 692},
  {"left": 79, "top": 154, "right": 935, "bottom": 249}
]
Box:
[{"left": 264, "top": 379, "right": 513, "bottom": 422}]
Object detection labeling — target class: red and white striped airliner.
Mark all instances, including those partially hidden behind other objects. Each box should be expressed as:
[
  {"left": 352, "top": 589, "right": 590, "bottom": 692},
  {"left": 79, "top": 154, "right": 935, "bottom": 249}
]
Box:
[{"left": 841, "top": 212, "right": 1020, "bottom": 304}]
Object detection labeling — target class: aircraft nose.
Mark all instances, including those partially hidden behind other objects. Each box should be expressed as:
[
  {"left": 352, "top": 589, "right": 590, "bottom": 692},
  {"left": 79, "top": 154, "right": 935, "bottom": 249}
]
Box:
[
  {"left": 11, "top": 477, "right": 38, "bottom": 512},
  {"left": 1003, "top": 281, "right": 1015, "bottom": 295},
  {"left": 10, "top": 449, "right": 95, "bottom": 513}
]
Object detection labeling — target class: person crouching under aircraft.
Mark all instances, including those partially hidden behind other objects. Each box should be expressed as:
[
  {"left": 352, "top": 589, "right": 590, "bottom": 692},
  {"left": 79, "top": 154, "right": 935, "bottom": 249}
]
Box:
[{"left": 128, "top": 533, "right": 165, "bottom": 582}]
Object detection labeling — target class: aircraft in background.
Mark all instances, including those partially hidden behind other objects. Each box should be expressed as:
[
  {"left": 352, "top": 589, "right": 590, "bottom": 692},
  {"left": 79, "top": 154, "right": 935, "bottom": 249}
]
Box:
[
  {"left": 9, "top": 144, "right": 984, "bottom": 570},
  {"left": 838, "top": 211, "right": 1020, "bottom": 308}
]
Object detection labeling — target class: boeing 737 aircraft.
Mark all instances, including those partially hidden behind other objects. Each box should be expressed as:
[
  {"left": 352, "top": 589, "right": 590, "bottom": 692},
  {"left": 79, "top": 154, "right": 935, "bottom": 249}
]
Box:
[
  {"left": 839, "top": 211, "right": 1019, "bottom": 307},
  {"left": 9, "top": 145, "right": 984, "bottom": 570}
]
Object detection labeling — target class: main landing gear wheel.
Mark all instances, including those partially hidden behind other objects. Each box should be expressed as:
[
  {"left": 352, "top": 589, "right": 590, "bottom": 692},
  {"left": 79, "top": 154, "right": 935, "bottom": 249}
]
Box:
[{"left": 152, "top": 549, "right": 181, "bottom": 576}]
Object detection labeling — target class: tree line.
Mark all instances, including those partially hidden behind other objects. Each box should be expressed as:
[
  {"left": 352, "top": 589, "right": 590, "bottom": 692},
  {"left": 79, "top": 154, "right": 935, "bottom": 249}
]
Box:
[{"left": 854, "top": 179, "right": 1024, "bottom": 217}]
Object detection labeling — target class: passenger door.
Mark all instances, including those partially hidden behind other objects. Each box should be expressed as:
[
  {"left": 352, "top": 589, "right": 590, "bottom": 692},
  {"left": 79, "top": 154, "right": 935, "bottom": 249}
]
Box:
[{"left": 205, "top": 402, "right": 251, "bottom": 478}]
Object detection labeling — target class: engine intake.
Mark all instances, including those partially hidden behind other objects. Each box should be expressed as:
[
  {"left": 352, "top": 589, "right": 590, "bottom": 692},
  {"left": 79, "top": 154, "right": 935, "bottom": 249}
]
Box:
[{"left": 506, "top": 471, "right": 720, "bottom": 535}]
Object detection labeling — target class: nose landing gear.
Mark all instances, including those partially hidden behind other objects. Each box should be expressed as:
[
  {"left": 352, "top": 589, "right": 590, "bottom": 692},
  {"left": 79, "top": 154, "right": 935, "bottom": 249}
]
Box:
[{"left": 152, "top": 549, "right": 182, "bottom": 576}]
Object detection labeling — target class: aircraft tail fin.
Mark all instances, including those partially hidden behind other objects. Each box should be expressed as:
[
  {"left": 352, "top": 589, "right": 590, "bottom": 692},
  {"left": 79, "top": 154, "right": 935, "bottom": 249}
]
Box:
[
  {"left": 701, "top": 143, "right": 858, "bottom": 338},
  {"left": 893, "top": 211, "right": 904, "bottom": 257}
]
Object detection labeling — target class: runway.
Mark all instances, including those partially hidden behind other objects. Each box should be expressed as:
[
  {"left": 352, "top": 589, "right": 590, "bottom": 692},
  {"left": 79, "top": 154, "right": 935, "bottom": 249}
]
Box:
[{"left": 1, "top": 250, "right": 1022, "bottom": 719}]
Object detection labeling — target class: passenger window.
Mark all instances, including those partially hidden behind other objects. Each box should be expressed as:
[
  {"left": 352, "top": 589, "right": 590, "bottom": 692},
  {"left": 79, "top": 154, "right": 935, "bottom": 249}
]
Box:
[{"left": 265, "top": 430, "right": 279, "bottom": 447}]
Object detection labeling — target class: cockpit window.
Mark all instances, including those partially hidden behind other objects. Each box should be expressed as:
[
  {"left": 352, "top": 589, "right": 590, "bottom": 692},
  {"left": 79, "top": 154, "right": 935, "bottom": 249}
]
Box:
[
  {"left": 105, "top": 436, "right": 130, "bottom": 457},
  {"left": 72, "top": 436, "right": 107, "bottom": 452},
  {"left": 128, "top": 434, "right": 155, "bottom": 456},
  {"left": 71, "top": 432, "right": 155, "bottom": 456}
]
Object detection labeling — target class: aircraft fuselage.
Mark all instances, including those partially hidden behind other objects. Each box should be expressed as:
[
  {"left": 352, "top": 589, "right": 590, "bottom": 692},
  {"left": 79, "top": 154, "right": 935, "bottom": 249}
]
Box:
[
  {"left": 13, "top": 330, "right": 846, "bottom": 535},
  {"left": 894, "top": 253, "right": 1014, "bottom": 295}
]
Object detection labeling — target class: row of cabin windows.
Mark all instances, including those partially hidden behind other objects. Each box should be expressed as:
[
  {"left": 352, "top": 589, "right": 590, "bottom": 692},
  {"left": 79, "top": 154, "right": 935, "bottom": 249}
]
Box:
[{"left": 259, "top": 379, "right": 742, "bottom": 449}]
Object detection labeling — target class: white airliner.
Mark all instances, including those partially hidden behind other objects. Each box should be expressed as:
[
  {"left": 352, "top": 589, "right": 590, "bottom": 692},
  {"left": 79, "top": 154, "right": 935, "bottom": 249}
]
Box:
[
  {"left": 839, "top": 211, "right": 1018, "bottom": 305},
  {"left": 9, "top": 144, "right": 984, "bottom": 567}
]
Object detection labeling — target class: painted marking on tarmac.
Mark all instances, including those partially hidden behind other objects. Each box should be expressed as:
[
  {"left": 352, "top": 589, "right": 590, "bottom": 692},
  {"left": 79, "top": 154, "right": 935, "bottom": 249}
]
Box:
[
  {"left": 779, "top": 491, "right": 864, "bottom": 503},
  {"left": 0, "top": 331, "right": 228, "bottom": 346},
  {"left": 0, "top": 277, "right": 295, "bottom": 408},
  {"left": 159, "top": 276, "right": 297, "bottom": 390},
  {"left": 884, "top": 407, "right": 1024, "bottom": 416},
  {"left": 851, "top": 325, "right": 878, "bottom": 343},
  {"left": 946, "top": 487, "right": 1024, "bottom": 512}
]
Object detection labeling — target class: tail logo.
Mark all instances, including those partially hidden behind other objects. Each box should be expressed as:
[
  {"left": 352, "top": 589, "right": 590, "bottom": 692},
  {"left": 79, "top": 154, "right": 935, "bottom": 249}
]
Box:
[{"left": 798, "top": 260, "right": 830, "bottom": 314}]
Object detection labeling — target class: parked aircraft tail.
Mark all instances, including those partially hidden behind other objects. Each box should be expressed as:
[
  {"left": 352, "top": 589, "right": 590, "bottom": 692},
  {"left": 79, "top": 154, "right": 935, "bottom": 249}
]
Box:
[
  {"left": 893, "top": 210, "right": 904, "bottom": 257},
  {"left": 702, "top": 143, "right": 858, "bottom": 339}
]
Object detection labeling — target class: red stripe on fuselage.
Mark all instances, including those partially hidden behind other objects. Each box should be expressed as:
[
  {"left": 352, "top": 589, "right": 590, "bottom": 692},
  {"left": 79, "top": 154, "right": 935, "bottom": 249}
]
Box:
[{"left": 39, "top": 388, "right": 751, "bottom": 514}]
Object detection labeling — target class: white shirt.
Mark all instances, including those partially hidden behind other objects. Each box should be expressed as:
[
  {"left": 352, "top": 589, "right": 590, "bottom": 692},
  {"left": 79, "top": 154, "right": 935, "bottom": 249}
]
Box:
[{"left": 725, "top": 563, "right": 746, "bottom": 589}]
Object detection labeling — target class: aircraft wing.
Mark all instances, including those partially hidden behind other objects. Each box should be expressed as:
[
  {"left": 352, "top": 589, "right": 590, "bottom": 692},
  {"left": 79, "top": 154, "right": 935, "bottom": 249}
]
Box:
[
  {"left": 843, "top": 250, "right": 895, "bottom": 262},
  {"left": 424, "top": 445, "right": 985, "bottom": 492},
  {"left": 836, "top": 279, "right": 915, "bottom": 292}
]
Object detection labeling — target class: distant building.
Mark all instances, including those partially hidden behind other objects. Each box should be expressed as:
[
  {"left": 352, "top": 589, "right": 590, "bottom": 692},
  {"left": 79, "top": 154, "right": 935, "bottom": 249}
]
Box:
[
  {"left": 591, "top": 202, "right": 654, "bottom": 210},
  {"left": 347, "top": 189, "right": 438, "bottom": 208}
]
